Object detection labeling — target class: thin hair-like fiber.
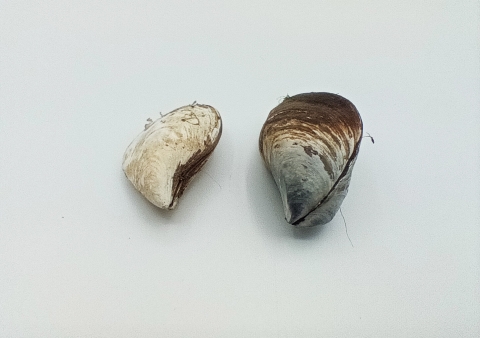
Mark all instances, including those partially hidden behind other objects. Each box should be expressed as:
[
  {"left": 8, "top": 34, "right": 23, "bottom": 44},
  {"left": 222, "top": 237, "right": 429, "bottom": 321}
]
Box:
[{"left": 340, "top": 207, "right": 354, "bottom": 248}]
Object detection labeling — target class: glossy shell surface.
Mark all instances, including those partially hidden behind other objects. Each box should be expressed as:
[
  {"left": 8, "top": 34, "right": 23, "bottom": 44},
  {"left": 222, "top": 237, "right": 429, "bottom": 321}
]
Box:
[
  {"left": 123, "top": 104, "right": 222, "bottom": 209},
  {"left": 259, "top": 92, "right": 363, "bottom": 227}
]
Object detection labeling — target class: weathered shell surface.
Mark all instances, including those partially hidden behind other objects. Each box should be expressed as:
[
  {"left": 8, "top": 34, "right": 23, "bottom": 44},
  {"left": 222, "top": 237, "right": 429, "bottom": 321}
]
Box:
[
  {"left": 123, "top": 103, "right": 222, "bottom": 209},
  {"left": 259, "top": 92, "right": 363, "bottom": 227}
]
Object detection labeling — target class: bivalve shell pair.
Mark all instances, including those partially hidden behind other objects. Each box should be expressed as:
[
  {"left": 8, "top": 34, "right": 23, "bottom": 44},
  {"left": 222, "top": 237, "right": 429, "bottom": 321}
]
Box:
[
  {"left": 259, "top": 92, "right": 363, "bottom": 227},
  {"left": 122, "top": 103, "right": 222, "bottom": 209},
  {"left": 123, "top": 93, "right": 363, "bottom": 229}
]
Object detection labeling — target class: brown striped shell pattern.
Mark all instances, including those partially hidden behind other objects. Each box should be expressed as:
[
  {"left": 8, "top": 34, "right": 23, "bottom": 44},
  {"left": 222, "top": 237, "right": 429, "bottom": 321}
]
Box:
[{"left": 259, "top": 92, "right": 363, "bottom": 227}]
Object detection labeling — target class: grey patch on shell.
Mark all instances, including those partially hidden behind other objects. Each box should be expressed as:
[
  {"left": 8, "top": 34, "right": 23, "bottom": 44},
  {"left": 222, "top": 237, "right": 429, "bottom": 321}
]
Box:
[
  {"left": 319, "top": 156, "right": 334, "bottom": 180},
  {"left": 303, "top": 145, "right": 334, "bottom": 180},
  {"left": 293, "top": 191, "right": 347, "bottom": 227},
  {"left": 292, "top": 154, "right": 357, "bottom": 227}
]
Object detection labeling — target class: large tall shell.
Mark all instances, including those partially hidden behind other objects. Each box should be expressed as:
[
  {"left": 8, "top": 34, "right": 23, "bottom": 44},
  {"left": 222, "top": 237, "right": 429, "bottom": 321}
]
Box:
[
  {"left": 123, "top": 103, "right": 222, "bottom": 209},
  {"left": 259, "top": 92, "right": 363, "bottom": 227}
]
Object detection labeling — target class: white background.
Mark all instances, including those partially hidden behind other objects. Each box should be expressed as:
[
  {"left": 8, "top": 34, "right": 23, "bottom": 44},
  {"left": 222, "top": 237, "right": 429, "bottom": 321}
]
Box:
[{"left": 1, "top": 1, "right": 479, "bottom": 337}]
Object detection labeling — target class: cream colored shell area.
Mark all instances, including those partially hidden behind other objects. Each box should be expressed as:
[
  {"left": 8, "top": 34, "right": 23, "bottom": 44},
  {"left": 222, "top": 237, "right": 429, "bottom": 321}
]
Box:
[{"left": 122, "top": 105, "right": 221, "bottom": 209}]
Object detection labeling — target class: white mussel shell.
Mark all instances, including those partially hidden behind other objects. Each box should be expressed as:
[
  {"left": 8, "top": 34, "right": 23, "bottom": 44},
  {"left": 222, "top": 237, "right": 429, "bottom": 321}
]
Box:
[
  {"left": 123, "top": 103, "right": 222, "bottom": 209},
  {"left": 259, "top": 93, "right": 363, "bottom": 227}
]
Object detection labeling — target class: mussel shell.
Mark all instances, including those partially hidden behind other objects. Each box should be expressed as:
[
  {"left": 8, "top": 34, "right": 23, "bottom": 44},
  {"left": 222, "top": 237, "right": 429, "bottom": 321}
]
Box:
[
  {"left": 259, "top": 92, "right": 363, "bottom": 227},
  {"left": 123, "top": 104, "right": 222, "bottom": 209}
]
